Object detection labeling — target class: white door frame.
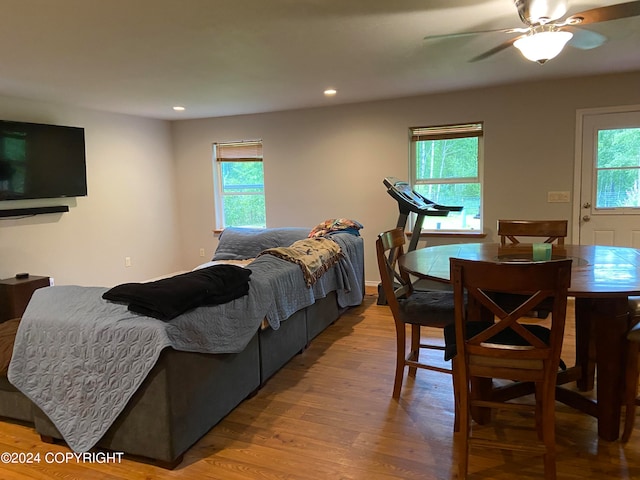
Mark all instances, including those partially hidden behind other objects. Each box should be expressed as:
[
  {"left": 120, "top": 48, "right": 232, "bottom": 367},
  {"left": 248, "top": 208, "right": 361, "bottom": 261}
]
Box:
[{"left": 572, "top": 104, "right": 640, "bottom": 244}]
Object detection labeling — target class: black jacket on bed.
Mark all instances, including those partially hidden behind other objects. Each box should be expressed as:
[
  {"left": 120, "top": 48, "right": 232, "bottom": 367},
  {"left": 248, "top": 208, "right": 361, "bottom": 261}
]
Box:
[{"left": 102, "top": 264, "right": 252, "bottom": 321}]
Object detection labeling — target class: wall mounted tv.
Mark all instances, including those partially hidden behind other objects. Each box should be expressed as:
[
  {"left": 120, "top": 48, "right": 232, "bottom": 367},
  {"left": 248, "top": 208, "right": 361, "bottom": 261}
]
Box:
[{"left": 0, "top": 120, "right": 87, "bottom": 201}]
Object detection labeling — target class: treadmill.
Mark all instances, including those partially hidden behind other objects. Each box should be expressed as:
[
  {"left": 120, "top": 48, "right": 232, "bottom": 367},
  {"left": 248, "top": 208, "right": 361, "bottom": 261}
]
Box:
[
  {"left": 378, "top": 177, "right": 463, "bottom": 304},
  {"left": 383, "top": 177, "right": 463, "bottom": 252}
]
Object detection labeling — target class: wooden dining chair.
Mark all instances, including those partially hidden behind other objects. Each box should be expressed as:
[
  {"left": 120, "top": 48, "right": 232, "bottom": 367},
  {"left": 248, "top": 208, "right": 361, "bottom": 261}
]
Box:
[
  {"left": 622, "top": 298, "right": 640, "bottom": 442},
  {"left": 498, "top": 219, "right": 568, "bottom": 246},
  {"left": 448, "top": 257, "right": 572, "bottom": 480},
  {"left": 496, "top": 219, "right": 568, "bottom": 319},
  {"left": 375, "top": 228, "right": 455, "bottom": 399}
]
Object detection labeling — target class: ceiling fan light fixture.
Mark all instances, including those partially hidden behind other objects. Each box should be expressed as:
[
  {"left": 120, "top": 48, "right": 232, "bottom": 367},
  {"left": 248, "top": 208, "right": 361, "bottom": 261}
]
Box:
[{"left": 514, "top": 30, "right": 573, "bottom": 64}]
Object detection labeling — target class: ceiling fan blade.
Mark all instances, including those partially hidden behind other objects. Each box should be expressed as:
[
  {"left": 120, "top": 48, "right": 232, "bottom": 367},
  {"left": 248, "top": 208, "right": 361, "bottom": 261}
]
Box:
[
  {"left": 424, "top": 27, "right": 527, "bottom": 41},
  {"left": 567, "top": 27, "right": 607, "bottom": 50},
  {"left": 566, "top": 1, "right": 640, "bottom": 26},
  {"left": 469, "top": 36, "right": 521, "bottom": 62}
]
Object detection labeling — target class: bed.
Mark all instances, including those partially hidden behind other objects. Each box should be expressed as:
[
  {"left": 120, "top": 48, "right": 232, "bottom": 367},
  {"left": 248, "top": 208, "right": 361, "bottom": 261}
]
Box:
[{"left": 5, "top": 222, "right": 365, "bottom": 468}]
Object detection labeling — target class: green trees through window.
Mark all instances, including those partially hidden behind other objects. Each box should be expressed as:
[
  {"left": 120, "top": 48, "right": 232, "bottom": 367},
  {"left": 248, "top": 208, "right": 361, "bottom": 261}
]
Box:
[
  {"left": 596, "top": 128, "right": 640, "bottom": 208},
  {"left": 213, "top": 141, "right": 266, "bottom": 228},
  {"left": 410, "top": 124, "right": 483, "bottom": 231}
]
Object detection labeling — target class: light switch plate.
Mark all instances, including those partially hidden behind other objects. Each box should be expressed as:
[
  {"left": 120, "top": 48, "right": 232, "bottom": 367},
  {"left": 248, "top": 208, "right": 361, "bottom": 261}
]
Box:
[{"left": 547, "top": 191, "right": 571, "bottom": 203}]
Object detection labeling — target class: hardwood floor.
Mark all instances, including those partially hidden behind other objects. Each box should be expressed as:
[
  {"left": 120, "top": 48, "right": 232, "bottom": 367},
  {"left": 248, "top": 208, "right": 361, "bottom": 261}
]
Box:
[{"left": 1, "top": 290, "right": 639, "bottom": 479}]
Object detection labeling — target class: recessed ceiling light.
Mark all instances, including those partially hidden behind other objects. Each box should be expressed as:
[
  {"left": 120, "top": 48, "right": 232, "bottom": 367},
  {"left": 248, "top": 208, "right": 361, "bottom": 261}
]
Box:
[
  {"left": 324, "top": 89, "right": 337, "bottom": 97},
  {"left": 173, "top": 106, "right": 186, "bottom": 111}
]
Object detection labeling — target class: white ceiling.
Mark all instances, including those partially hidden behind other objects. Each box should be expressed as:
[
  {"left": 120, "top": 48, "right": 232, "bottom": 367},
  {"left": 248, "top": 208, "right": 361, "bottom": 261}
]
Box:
[{"left": 1, "top": 0, "right": 638, "bottom": 120}]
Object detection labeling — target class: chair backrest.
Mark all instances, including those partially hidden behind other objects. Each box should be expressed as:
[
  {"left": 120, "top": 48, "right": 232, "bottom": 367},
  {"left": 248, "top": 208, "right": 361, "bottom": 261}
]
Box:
[
  {"left": 376, "top": 228, "right": 413, "bottom": 310},
  {"left": 498, "top": 220, "right": 568, "bottom": 246},
  {"left": 450, "top": 258, "right": 572, "bottom": 382}
]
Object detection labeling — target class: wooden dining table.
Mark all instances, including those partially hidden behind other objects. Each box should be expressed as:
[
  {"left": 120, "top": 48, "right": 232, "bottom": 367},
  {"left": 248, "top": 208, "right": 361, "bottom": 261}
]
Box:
[{"left": 399, "top": 242, "right": 640, "bottom": 441}]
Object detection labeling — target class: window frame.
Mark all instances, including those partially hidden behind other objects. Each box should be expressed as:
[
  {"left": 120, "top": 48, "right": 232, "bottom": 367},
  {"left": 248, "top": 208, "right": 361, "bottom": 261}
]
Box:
[
  {"left": 212, "top": 140, "right": 266, "bottom": 229},
  {"left": 409, "top": 122, "right": 484, "bottom": 233}
]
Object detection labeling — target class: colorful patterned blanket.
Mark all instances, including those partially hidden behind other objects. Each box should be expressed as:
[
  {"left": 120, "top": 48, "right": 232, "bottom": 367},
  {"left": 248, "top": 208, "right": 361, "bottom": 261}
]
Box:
[{"left": 258, "top": 237, "right": 343, "bottom": 287}]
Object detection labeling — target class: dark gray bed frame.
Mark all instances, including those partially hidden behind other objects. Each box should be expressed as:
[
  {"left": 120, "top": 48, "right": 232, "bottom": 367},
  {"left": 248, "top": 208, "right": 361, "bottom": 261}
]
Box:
[
  {"left": 31, "top": 291, "right": 344, "bottom": 468},
  {"left": 1, "top": 226, "right": 364, "bottom": 468},
  {"left": 1, "top": 281, "right": 360, "bottom": 469}
]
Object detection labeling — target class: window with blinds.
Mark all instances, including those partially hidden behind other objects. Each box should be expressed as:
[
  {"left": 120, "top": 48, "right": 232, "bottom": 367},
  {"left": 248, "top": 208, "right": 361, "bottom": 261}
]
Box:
[
  {"left": 213, "top": 140, "right": 266, "bottom": 228},
  {"left": 409, "top": 123, "right": 483, "bottom": 231}
]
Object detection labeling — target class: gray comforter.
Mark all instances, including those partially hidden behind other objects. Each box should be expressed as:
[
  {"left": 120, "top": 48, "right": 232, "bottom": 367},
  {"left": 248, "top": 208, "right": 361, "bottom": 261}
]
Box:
[{"left": 7, "top": 233, "right": 363, "bottom": 453}]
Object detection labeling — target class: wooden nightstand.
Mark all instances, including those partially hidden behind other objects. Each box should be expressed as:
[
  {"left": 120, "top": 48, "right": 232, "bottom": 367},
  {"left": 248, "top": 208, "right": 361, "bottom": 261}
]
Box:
[{"left": 0, "top": 275, "right": 50, "bottom": 322}]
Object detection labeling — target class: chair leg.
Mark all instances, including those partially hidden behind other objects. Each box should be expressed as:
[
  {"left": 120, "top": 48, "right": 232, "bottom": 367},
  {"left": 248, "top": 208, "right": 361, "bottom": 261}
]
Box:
[
  {"left": 534, "top": 381, "right": 544, "bottom": 440},
  {"left": 408, "top": 324, "right": 420, "bottom": 377},
  {"left": 452, "top": 358, "right": 460, "bottom": 433},
  {"left": 455, "top": 358, "right": 470, "bottom": 479},
  {"left": 542, "top": 433, "right": 557, "bottom": 479},
  {"left": 540, "top": 381, "right": 557, "bottom": 480},
  {"left": 622, "top": 341, "right": 639, "bottom": 442},
  {"left": 392, "top": 323, "right": 407, "bottom": 399}
]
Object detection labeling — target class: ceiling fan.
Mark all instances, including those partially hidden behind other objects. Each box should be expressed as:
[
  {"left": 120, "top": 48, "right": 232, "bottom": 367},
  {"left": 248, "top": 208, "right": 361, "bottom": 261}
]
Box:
[{"left": 424, "top": 0, "right": 640, "bottom": 64}]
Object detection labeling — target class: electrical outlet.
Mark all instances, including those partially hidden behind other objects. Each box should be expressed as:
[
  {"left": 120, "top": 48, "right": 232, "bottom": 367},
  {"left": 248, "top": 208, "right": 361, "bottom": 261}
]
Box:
[
  {"left": 199, "top": 248, "right": 205, "bottom": 257},
  {"left": 125, "top": 256, "right": 132, "bottom": 267},
  {"left": 547, "top": 191, "right": 571, "bottom": 203}
]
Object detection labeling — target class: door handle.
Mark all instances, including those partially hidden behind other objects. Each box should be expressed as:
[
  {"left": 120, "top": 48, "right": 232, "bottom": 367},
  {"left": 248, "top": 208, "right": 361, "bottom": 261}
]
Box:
[{"left": 582, "top": 215, "right": 591, "bottom": 222}]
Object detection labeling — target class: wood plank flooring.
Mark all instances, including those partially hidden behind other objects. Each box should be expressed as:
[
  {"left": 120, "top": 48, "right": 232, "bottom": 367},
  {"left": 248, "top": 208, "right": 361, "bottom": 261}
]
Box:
[{"left": 1, "top": 290, "right": 639, "bottom": 479}]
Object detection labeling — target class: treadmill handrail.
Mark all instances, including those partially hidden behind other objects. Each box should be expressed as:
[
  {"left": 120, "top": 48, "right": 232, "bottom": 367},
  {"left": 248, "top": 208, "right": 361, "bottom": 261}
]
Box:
[{"left": 383, "top": 177, "right": 462, "bottom": 216}]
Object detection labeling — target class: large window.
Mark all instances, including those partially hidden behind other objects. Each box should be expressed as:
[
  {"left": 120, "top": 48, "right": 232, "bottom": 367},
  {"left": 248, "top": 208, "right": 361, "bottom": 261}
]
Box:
[
  {"left": 213, "top": 140, "right": 266, "bottom": 228},
  {"left": 595, "top": 127, "right": 640, "bottom": 209},
  {"left": 410, "top": 123, "right": 483, "bottom": 231}
]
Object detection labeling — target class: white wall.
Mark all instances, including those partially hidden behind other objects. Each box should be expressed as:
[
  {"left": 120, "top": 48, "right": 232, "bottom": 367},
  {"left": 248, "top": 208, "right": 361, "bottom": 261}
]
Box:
[
  {"left": 0, "top": 96, "right": 181, "bottom": 286},
  {"left": 171, "top": 71, "right": 640, "bottom": 286},
  {"left": 3, "top": 71, "right": 639, "bottom": 288}
]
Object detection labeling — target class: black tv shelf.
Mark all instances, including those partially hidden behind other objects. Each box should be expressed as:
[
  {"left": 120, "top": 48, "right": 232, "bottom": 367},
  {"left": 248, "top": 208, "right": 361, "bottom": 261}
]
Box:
[{"left": 0, "top": 205, "right": 69, "bottom": 218}]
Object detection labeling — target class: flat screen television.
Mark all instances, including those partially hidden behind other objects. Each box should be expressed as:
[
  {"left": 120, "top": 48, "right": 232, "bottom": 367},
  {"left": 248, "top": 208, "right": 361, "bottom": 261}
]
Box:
[{"left": 0, "top": 120, "right": 87, "bottom": 201}]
